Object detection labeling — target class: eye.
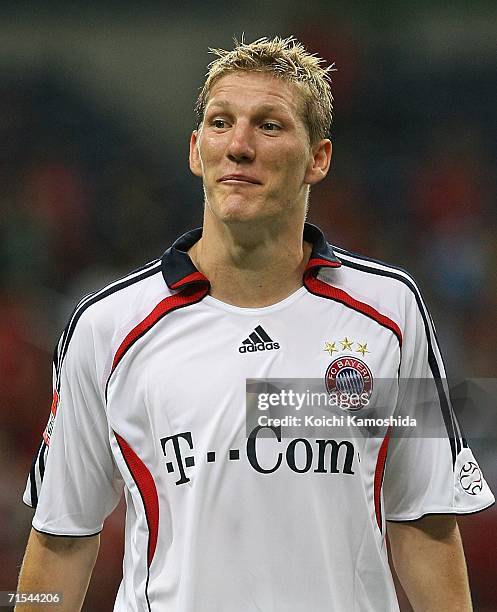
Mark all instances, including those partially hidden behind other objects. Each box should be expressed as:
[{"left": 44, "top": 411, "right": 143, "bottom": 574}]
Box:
[
  {"left": 212, "top": 119, "right": 228, "bottom": 129},
  {"left": 261, "top": 122, "right": 281, "bottom": 132}
]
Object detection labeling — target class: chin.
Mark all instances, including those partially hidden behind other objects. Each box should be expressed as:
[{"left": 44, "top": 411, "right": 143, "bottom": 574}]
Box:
[
  {"left": 222, "top": 206, "right": 279, "bottom": 226},
  {"left": 212, "top": 196, "right": 268, "bottom": 223},
  {"left": 206, "top": 190, "right": 285, "bottom": 226}
]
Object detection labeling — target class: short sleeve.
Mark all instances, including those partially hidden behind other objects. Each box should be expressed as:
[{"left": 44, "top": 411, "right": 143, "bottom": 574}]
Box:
[
  {"left": 383, "top": 285, "right": 494, "bottom": 520},
  {"left": 23, "top": 311, "right": 123, "bottom": 536}
]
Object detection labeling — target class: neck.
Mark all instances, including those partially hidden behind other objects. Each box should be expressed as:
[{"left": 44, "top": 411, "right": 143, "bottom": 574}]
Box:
[{"left": 188, "top": 213, "right": 312, "bottom": 307}]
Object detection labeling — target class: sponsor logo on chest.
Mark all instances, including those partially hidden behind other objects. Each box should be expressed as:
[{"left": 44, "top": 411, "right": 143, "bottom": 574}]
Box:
[{"left": 160, "top": 426, "right": 356, "bottom": 486}]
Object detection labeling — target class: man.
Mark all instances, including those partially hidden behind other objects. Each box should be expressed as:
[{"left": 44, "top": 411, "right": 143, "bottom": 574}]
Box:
[{"left": 18, "top": 37, "right": 494, "bottom": 611}]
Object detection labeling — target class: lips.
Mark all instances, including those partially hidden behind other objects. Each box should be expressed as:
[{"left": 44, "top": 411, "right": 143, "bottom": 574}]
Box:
[{"left": 218, "top": 174, "right": 261, "bottom": 184}]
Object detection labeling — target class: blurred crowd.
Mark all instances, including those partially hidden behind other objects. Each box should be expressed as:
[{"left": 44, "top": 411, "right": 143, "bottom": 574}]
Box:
[{"left": 0, "top": 20, "right": 495, "bottom": 611}]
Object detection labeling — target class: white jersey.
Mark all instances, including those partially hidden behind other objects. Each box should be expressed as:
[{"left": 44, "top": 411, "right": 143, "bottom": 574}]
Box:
[{"left": 24, "top": 224, "right": 494, "bottom": 612}]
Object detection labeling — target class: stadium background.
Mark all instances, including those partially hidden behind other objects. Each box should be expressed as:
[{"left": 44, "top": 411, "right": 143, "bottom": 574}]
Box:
[{"left": 0, "top": 2, "right": 496, "bottom": 610}]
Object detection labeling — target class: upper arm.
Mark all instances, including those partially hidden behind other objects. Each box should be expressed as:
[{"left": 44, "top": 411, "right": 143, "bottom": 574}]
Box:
[
  {"left": 388, "top": 514, "right": 458, "bottom": 550},
  {"left": 24, "top": 310, "right": 123, "bottom": 536},
  {"left": 387, "top": 516, "right": 473, "bottom": 612},
  {"left": 28, "top": 527, "right": 101, "bottom": 555},
  {"left": 387, "top": 514, "right": 459, "bottom": 575},
  {"left": 17, "top": 528, "right": 100, "bottom": 611},
  {"left": 383, "top": 285, "right": 494, "bottom": 521}
]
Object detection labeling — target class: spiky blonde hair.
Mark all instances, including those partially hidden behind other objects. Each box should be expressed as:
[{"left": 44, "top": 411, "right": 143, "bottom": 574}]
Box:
[{"left": 195, "top": 36, "right": 335, "bottom": 145}]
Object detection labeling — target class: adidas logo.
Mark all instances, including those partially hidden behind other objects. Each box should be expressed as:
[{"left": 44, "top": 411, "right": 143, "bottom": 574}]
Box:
[{"left": 239, "top": 325, "right": 280, "bottom": 354}]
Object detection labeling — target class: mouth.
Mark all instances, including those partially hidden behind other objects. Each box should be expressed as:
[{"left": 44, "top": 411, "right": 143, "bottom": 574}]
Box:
[{"left": 218, "top": 174, "right": 262, "bottom": 185}]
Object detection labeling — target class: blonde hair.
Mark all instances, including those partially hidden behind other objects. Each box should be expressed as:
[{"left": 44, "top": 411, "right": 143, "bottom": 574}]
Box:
[{"left": 195, "top": 36, "right": 335, "bottom": 145}]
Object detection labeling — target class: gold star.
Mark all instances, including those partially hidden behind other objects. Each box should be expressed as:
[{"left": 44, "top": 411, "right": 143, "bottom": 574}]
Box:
[
  {"left": 340, "top": 337, "right": 354, "bottom": 351},
  {"left": 356, "top": 342, "right": 370, "bottom": 356},
  {"left": 323, "top": 341, "right": 338, "bottom": 356}
]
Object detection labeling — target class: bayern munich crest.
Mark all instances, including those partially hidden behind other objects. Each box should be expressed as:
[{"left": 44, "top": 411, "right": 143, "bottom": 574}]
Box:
[{"left": 325, "top": 357, "right": 373, "bottom": 411}]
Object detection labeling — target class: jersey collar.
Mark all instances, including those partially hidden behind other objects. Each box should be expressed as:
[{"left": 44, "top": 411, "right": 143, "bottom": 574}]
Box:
[
  {"left": 302, "top": 223, "right": 342, "bottom": 278},
  {"left": 161, "top": 223, "right": 341, "bottom": 290}
]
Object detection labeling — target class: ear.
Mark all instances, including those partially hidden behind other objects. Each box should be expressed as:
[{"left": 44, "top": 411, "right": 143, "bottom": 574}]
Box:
[
  {"left": 189, "top": 130, "right": 203, "bottom": 178},
  {"left": 304, "top": 139, "right": 332, "bottom": 186}
]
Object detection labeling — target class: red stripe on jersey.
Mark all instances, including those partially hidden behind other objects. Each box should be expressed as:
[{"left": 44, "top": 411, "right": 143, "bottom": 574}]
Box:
[
  {"left": 304, "top": 276, "right": 403, "bottom": 347},
  {"left": 115, "top": 432, "right": 159, "bottom": 567},
  {"left": 170, "top": 271, "right": 208, "bottom": 289},
  {"left": 305, "top": 257, "right": 341, "bottom": 272},
  {"left": 50, "top": 390, "right": 59, "bottom": 416},
  {"left": 42, "top": 390, "right": 59, "bottom": 446},
  {"left": 111, "top": 283, "right": 209, "bottom": 374},
  {"left": 374, "top": 428, "right": 391, "bottom": 530}
]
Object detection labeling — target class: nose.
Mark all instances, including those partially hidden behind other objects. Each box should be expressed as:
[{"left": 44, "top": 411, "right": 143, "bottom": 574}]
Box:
[{"left": 226, "top": 121, "right": 255, "bottom": 163}]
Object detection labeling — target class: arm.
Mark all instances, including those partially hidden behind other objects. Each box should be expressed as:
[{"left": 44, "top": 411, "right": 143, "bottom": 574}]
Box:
[
  {"left": 16, "top": 528, "right": 100, "bottom": 611},
  {"left": 387, "top": 514, "right": 472, "bottom": 612}
]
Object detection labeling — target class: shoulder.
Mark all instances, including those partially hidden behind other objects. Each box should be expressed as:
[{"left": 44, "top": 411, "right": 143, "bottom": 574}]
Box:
[
  {"left": 331, "top": 245, "right": 429, "bottom": 307},
  {"left": 56, "top": 258, "right": 171, "bottom": 379},
  {"left": 332, "top": 245, "right": 422, "bottom": 299},
  {"left": 319, "top": 245, "right": 433, "bottom": 336}
]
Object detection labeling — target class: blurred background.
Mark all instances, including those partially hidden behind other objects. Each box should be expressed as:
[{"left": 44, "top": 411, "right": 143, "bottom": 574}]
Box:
[{"left": 0, "top": 2, "right": 496, "bottom": 610}]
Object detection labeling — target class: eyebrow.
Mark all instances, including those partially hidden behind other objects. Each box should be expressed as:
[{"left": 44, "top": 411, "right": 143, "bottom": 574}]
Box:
[{"left": 206, "top": 100, "right": 292, "bottom": 116}]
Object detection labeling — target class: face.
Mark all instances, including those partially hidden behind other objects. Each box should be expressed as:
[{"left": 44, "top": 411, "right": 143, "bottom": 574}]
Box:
[{"left": 189, "top": 71, "right": 331, "bottom": 226}]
